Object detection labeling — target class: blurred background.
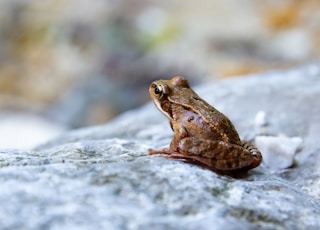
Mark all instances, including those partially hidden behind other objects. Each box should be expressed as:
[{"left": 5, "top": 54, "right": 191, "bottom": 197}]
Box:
[{"left": 0, "top": 0, "right": 319, "bottom": 149}]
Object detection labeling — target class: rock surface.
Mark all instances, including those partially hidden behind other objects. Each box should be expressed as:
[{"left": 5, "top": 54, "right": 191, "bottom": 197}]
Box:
[{"left": 1, "top": 64, "right": 320, "bottom": 230}]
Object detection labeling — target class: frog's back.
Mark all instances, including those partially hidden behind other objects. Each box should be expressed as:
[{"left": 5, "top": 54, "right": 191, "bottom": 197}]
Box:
[
  {"left": 181, "top": 91, "right": 241, "bottom": 144},
  {"left": 208, "top": 108, "right": 241, "bottom": 144},
  {"left": 169, "top": 85, "right": 241, "bottom": 144}
]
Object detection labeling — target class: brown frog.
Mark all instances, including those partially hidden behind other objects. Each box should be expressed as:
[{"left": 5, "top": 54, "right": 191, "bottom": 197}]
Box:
[{"left": 148, "top": 76, "right": 262, "bottom": 175}]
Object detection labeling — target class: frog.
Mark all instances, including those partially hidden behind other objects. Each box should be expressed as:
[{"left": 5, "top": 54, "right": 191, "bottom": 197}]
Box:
[{"left": 148, "top": 76, "right": 262, "bottom": 175}]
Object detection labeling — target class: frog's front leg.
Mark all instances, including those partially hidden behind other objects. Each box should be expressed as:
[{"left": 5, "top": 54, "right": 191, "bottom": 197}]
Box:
[
  {"left": 149, "top": 123, "right": 188, "bottom": 156},
  {"left": 169, "top": 137, "right": 262, "bottom": 173}
]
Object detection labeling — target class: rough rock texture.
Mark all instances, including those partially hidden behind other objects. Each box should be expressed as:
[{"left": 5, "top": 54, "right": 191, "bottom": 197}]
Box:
[{"left": 1, "top": 64, "right": 320, "bottom": 230}]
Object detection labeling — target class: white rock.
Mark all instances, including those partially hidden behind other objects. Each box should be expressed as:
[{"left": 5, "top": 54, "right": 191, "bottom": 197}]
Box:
[
  {"left": 254, "top": 110, "right": 268, "bottom": 127},
  {"left": 255, "top": 135, "right": 303, "bottom": 170}
]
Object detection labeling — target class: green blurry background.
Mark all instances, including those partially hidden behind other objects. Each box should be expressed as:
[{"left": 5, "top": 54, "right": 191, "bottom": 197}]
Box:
[{"left": 0, "top": 0, "right": 319, "bottom": 148}]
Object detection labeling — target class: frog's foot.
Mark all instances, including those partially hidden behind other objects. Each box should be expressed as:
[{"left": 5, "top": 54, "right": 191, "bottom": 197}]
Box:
[
  {"left": 148, "top": 149, "right": 189, "bottom": 161},
  {"left": 148, "top": 148, "right": 173, "bottom": 156},
  {"left": 149, "top": 151, "right": 206, "bottom": 166},
  {"left": 164, "top": 152, "right": 189, "bottom": 160},
  {"left": 162, "top": 152, "right": 230, "bottom": 174}
]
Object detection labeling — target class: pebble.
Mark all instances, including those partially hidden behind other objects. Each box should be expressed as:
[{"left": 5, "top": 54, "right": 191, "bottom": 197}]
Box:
[{"left": 255, "top": 135, "right": 303, "bottom": 170}]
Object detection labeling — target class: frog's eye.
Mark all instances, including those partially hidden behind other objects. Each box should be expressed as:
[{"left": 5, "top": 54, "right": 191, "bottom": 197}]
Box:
[
  {"left": 150, "top": 83, "right": 169, "bottom": 99},
  {"left": 154, "top": 85, "right": 163, "bottom": 95}
]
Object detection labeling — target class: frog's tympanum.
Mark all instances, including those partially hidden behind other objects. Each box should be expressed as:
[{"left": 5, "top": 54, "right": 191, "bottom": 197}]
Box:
[{"left": 149, "top": 76, "right": 262, "bottom": 175}]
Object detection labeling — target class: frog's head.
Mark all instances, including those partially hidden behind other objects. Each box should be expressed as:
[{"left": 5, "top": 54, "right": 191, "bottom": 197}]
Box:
[{"left": 149, "top": 76, "right": 190, "bottom": 120}]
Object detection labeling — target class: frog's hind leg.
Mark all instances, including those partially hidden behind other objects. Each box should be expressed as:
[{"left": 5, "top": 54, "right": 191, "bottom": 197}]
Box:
[
  {"left": 149, "top": 148, "right": 238, "bottom": 175},
  {"left": 177, "top": 137, "right": 261, "bottom": 172},
  {"left": 241, "top": 141, "right": 263, "bottom": 170}
]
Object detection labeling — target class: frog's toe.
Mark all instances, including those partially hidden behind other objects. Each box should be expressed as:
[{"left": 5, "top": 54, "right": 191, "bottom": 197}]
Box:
[
  {"left": 148, "top": 149, "right": 174, "bottom": 156},
  {"left": 165, "top": 152, "right": 187, "bottom": 159}
]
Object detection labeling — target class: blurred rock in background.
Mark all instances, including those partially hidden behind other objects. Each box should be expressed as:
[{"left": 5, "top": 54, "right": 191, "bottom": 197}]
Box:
[{"left": 0, "top": 0, "right": 319, "bottom": 148}]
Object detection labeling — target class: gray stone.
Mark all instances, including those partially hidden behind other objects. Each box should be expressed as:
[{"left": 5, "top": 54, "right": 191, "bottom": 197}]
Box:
[
  {"left": 255, "top": 135, "right": 303, "bottom": 170},
  {"left": 1, "top": 64, "right": 320, "bottom": 230}
]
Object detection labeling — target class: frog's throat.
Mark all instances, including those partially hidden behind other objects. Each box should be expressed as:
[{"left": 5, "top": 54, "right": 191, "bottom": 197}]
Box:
[{"left": 153, "top": 100, "right": 172, "bottom": 120}]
